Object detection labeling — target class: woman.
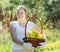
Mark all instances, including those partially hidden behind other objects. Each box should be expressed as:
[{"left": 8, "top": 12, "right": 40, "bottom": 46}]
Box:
[{"left": 9, "top": 6, "right": 46, "bottom": 52}]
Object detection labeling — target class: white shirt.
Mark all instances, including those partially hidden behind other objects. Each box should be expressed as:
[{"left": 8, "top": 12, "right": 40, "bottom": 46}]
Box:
[{"left": 10, "top": 21, "right": 34, "bottom": 50}]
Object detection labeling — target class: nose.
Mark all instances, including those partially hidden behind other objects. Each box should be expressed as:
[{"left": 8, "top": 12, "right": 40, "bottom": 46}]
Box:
[{"left": 21, "top": 12, "right": 23, "bottom": 14}]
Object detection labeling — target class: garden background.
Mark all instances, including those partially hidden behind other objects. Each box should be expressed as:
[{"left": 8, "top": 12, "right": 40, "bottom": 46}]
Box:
[{"left": 0, "top": 0, "right": 60, "bottom": 52}]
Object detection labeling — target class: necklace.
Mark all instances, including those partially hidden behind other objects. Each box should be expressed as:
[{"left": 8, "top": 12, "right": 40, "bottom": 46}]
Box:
[{"left": 17, "top": 20, "right": 27, "bottom": 27}]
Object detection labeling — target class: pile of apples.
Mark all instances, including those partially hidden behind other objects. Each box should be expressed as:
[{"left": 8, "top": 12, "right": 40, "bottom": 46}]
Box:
[{"left": 27, "top": 29, "right": 44, "bottom": 39}]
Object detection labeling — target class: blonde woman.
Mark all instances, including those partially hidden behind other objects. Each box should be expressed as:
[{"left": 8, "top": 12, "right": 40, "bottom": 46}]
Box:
[{"left": 9, "top": 6, "right": 46, "bottom": 52}]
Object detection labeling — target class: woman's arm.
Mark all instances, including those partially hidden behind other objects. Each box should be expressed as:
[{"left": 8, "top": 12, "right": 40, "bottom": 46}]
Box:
[
  {"left": 9, "top": 24, "right": 24, "bottom": 45},
  {"left": 32, "top": 24, "right": 41, "bottom": 34}
]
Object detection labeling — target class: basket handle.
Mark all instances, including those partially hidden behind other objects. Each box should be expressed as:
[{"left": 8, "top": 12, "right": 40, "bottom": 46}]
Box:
[{"left": 25, "top": 15, "right": 43, "bottom": 40}]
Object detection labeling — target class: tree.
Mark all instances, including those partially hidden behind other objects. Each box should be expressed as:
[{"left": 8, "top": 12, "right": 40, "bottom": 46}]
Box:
[{"left": 43, "top": 0, "right": 60, "bottom": 28}]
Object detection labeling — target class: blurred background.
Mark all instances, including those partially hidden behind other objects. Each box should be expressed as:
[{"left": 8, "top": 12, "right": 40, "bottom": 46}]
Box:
[{"left": 0, "top": 0, "right": 60, "bottom": 52}]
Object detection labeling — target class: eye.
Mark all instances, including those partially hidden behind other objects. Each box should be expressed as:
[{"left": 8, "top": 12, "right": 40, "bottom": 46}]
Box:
[{"left": 17, "top": 12, "right": 20, "bottom": 14}]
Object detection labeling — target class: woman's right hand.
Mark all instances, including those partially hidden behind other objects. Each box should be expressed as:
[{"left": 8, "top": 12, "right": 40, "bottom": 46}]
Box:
[{"left": 23, "top": 42, "right": 33, "bottom": 50}]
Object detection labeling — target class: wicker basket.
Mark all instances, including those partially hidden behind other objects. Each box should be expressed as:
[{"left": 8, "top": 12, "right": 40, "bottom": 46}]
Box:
[{"left": 23, "top": 17, "right": 45, "bottom": 48}]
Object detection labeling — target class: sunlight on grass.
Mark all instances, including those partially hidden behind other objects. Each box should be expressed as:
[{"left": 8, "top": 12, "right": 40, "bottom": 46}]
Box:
[{"left": 0, "top": 28, "right": 60, "bottom": 52}]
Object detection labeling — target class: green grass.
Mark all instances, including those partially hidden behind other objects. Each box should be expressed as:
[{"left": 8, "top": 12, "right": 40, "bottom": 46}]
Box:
[
  {"left": 0, "top": 29, "right": 12, "bottom": 52},
  {"left": 43, "top": 49, "right": 60, "bottom": 52},
  {"left": 0, "top": 28, "right": 60, "bottom": 52}
]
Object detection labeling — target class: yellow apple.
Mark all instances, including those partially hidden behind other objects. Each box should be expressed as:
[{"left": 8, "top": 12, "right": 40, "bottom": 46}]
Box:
[{"left": 37, "top": 33, "right": 44, "bottom": 39}]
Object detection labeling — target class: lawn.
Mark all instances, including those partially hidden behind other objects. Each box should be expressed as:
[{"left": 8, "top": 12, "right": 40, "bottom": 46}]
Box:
[{"left": 0, "top": 27, "right": 60, "bottom": 52}]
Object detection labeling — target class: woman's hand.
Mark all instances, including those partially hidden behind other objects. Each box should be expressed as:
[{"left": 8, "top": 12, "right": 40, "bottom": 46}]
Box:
[
  {"left": 23, "top": 42, "right": 33, "bottom": 50},
  {"left": 37, "top": 42, "right": 46, "bottom": 49}
]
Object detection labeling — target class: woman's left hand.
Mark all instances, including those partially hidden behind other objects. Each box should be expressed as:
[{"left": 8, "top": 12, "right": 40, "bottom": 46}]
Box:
[{"left": 37, "top": 42, "right": 46, "bottom": 49}]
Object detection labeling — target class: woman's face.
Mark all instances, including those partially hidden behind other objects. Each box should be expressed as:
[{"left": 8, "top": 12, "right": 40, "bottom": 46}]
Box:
[{"left": 17, "top": 9, "right": 26, "bottom": 20}]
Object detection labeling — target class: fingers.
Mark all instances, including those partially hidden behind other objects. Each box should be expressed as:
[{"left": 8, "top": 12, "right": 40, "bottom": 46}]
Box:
[
  {"left": 37, "top": 42, "right": 46, "bottom": 49},
  {"left": 23, "top": 43, "right": 33, "bottom": 50}
]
